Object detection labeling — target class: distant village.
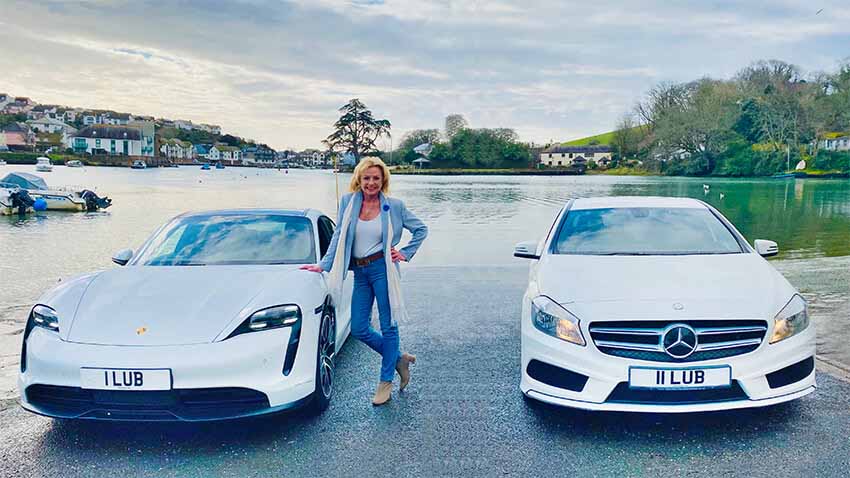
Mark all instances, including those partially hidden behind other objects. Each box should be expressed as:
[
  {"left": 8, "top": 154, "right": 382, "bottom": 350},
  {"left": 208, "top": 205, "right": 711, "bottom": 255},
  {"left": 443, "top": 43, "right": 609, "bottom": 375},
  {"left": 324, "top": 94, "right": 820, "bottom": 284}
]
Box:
[{"left": 0, "top": 93, "right": 333, "bottom": 168}]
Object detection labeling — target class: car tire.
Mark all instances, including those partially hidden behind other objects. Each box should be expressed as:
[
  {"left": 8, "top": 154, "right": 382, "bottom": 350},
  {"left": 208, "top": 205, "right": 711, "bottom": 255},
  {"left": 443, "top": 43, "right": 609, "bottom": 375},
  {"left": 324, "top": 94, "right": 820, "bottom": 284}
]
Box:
[{"left": 306, "top": 301, "right": 336, "bottom": 414}]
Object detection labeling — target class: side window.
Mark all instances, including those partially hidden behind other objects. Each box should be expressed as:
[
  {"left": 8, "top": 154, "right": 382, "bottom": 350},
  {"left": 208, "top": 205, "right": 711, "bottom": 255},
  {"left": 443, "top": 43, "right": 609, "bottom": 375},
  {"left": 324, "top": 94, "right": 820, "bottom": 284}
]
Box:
[{"left": 317, "top": 216, "right": 335, "bottom": 257}]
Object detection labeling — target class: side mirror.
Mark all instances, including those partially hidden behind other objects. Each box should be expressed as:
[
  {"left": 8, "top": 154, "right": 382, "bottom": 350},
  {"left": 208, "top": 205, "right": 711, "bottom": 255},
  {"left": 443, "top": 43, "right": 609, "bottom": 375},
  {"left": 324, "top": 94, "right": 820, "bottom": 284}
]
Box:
[
  {"left": 112, "top": 249, "right": 134, "bottom": 266},
  {"left": 754, "top": 240, "right": 778, "bottom": 258},
  {"left": 514, "top": 240, "right": 540, "bottom": 260}
]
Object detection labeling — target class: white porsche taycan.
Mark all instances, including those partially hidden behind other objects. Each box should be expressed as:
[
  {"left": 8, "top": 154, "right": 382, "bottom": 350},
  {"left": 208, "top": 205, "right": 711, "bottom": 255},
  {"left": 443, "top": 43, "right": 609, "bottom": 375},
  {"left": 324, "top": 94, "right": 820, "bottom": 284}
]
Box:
[
  {"left": 19, "top": 209, "right": 352, "bottom": 421},
  {"left": 516, "top": 197, "right": 816, "bottom": 413}
]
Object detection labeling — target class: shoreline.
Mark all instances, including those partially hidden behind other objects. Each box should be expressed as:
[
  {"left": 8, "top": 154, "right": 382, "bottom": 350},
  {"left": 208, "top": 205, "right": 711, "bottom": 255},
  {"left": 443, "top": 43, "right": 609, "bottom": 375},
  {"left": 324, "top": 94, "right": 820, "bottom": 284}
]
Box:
[
  {"left": 3, "top": 158, "right": 846, "bottom": 178},
  {"left": 391, "top": 168, "right": 848, "bottom": 179}
]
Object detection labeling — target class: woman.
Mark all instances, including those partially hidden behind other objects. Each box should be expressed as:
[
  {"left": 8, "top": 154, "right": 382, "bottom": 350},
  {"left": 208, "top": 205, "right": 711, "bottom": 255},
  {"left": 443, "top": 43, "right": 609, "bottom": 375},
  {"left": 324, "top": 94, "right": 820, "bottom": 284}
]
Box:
[{"left": 301, "top": 157, "right": 428, "bottom": 406}]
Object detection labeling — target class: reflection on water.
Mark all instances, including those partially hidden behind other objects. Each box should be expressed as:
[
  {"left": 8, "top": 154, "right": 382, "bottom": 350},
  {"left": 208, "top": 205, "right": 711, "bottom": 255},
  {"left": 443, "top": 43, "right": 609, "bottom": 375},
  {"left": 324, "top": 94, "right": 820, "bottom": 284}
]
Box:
[{"left": 1, "top": 165, "right": 849, "bottom": 322}]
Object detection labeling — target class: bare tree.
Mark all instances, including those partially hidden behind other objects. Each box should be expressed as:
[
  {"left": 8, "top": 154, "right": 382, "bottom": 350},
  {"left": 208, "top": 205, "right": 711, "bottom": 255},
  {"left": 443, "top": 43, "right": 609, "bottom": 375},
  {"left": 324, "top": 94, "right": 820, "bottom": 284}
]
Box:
[
  {"left": 612, "top": 113, "right": 643, "bottom": 159},
  {"left": 444, "top": 114, "right": 469, "bottom": 140}
]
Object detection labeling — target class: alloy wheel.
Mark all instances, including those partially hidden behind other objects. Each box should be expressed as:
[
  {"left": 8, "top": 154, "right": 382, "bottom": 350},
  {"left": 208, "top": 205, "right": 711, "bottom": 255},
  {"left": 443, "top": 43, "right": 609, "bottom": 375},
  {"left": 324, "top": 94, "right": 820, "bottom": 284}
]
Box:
[{"left": 318, "top": 308, "right": 336, "bottom": 398}]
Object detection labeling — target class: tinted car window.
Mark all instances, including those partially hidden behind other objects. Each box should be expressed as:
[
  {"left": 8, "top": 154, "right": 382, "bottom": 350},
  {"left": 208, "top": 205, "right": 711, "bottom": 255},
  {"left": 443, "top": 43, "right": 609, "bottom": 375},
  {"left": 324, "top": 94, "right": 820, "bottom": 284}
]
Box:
[
  {"left": 553, "top": 207, "right": 743, "bottom": 255},
  {"left": 317, "top": 216, "right": 334, "bottom": 257},
  {"left": 136, "top": 214, "right": 316, "bottom": 265}
]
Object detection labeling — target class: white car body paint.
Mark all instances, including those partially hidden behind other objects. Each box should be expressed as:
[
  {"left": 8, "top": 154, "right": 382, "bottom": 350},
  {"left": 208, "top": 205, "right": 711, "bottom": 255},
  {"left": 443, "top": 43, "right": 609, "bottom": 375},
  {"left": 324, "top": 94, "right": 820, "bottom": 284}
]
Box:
[
  {"left": 519, "top": 197, "right": 816, "bottom": 412},
  {"left": 19, "top": 208, "right": 353, "bottom": 421}
]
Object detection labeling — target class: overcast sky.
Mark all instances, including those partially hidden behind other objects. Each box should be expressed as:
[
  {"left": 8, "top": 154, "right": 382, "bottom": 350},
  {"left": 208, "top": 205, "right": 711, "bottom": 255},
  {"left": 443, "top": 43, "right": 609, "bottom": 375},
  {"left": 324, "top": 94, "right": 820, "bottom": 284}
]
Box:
[{"left": 1, "top": 0, "right": 848, "bottom": 150}]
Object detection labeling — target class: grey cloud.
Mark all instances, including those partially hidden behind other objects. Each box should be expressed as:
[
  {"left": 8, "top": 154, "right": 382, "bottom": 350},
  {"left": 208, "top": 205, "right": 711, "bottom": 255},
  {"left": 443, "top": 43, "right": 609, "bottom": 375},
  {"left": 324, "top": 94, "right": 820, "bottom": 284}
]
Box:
[{"left": 2, "top": 0, "right": 849, "bottom": 149}]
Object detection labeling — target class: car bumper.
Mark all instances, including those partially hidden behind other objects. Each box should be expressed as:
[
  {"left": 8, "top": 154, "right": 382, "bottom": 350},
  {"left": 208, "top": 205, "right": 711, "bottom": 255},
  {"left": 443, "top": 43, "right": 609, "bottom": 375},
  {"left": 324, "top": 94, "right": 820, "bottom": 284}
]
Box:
[
  {"left": 18, "top": 327, "right": 317, "bottom": 421},
  {"left": 521, "top": 317, "right": 817, "bottom": 413}
]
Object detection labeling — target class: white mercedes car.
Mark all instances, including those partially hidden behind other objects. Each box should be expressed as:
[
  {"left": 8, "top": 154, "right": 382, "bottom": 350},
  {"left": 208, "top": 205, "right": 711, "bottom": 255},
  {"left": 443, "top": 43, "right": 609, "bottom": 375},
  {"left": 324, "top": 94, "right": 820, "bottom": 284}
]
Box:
[
  {"left": 515, "top": 197, "right": 815, "bottom": 413},
  {"left": 19, "top": 209, "right": 352, "bottom": 421}
]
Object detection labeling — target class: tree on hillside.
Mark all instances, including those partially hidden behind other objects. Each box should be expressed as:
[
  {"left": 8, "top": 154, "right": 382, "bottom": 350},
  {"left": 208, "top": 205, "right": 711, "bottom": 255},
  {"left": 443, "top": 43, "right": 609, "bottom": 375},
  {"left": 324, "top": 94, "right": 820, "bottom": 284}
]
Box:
[
  {"left": 612, "top": 113, "right": 644, "bottom": 159},
  {"left": 734, "top": 60, "right": 814, "bottom": 151},
  {"left": 324, "top": 98, "right": 391, "bottom": 161},
  {"left": 652, "top": 79, "right": 741, "bottom": 173},
  {"left": 219, "top": 134, "right": 242, "bottom": 147},
  {"left": 635, "top": 82, "right": 690, "bottom": 129},
  {"left": 444, "top": 114, "right": 468, "bottom": 140},
  {"left": 825, "top": 62, "right": 850, "bottom": 131},
  {"left": 0, "top": 113, "right": 27, "bottom": 129}
]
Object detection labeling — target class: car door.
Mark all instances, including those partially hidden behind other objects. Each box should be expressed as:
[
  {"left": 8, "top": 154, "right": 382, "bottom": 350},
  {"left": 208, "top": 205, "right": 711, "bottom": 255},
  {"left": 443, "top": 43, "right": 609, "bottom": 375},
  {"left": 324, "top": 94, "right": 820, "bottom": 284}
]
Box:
[{"left": 317, "top": 215, "right": 352, "bottom": 344}]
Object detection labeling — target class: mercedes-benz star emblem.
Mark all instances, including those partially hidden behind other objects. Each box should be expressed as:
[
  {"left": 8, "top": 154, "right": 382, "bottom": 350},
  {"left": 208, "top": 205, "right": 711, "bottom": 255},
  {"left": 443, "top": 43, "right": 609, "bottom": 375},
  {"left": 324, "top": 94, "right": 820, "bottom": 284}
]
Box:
[{"left": 662, "top": 324, "right": 698, "bottom": 359}]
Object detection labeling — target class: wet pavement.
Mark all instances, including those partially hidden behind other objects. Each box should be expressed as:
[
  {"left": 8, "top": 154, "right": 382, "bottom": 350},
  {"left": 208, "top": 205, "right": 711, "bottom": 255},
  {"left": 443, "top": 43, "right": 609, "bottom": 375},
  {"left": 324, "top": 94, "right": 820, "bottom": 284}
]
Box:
[{"left": 1, "top": 265, "right": 848, "bottom": 477}]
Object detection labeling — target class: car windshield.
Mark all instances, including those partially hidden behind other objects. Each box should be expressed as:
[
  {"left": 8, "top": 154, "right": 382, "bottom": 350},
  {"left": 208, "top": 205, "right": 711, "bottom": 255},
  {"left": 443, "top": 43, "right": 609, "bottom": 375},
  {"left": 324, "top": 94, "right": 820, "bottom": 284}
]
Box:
[
  {"left": 552, "top": 207, "right": 744, "bottom": 255},
  {"left": 135, "top": 214, "right": 315, "bottom": 266}
]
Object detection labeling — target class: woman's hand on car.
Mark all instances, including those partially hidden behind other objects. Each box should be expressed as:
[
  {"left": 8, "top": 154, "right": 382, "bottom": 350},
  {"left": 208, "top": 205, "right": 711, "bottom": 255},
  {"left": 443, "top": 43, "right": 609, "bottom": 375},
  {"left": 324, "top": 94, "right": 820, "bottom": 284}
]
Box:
[{"left": 300, "top": 264, "right": 324, "bottom": 273}]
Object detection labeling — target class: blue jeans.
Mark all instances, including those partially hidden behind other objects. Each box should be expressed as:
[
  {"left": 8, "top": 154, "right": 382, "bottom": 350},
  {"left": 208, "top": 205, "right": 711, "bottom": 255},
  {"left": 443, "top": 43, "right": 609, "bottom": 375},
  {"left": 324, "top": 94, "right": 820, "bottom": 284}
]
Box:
[{"left": 350, "top": 259, "right": 400, "bottom": 382}]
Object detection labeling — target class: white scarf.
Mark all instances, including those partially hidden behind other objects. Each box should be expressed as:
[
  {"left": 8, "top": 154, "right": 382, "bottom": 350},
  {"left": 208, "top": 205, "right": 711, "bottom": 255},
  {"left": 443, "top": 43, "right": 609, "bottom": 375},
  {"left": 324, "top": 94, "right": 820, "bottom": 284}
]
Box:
[{"left": 327, "top": 197, "right": 408, "bottom": 327}]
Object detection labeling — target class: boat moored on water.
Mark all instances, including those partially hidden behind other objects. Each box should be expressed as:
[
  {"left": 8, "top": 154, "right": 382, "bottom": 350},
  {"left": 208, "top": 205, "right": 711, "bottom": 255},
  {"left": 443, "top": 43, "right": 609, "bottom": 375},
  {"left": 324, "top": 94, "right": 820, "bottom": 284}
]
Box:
[
  {"left": 131, "top": 160, "right": 147, "bottom": 169},
  {"left": 66, "top": 160, "right": 84, "bottom": 168},
  {"left": 0, "top": 185, "right": 36, "bottom": 215},
  {"left": 201, "top": 163, "right": 211, "bottom": 170},
  {"left": 0, "top": 160, "right": 7, "bottom": 166},
  {"left": 35, "top": 157, "right": 53, "bottom": 172},
  {"left": 0, "top": 172, "right": 112, "bottom": 212},
  {"left": 215, "top": 161, "right": 225, "bottom": 169}
]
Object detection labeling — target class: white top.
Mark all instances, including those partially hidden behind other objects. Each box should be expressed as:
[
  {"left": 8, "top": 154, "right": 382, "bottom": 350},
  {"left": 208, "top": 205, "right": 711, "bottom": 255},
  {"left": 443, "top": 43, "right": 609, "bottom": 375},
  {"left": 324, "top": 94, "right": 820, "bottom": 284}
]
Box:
[{"left": 353, "top": 216, "right": 383, "bottom": 258}]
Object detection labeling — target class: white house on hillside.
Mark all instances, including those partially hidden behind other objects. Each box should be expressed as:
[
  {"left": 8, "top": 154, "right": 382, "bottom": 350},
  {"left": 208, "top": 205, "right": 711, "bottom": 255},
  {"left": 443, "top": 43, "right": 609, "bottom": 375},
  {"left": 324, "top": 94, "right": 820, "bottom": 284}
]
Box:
[
  {"left": 103, "top": 113, "right": 132, "bottom": 125},
  {"left": 67, "top": 125, "right": 144, "bottom": 156},
  {"left": 160, "top": 139, "right": 195, "bottom": 160},
  {"left": 27, "top": 117, "right": 76, "bottom": 135},
  {"left": 821, "top": 135, "right": 850, "bottom": 151},
  {"left": 198, "top": 123, "right": 221, "bottom": 135},
  {"left": 217, "top": 145, "right": 242, "bottom": 164},
  {"left": 175, "top": 120, "right": 194, "bottom": 131},
  {"left": 540, "top": 145, "right": 613, "bottom": 167},
  {"left": 206, "top": 145, "right": 221, "bottom": 161}
]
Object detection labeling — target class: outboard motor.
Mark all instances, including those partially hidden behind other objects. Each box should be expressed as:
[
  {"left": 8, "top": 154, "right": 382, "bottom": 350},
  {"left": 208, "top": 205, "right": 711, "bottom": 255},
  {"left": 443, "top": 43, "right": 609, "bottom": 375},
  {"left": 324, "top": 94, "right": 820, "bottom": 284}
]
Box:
[
  {"left": 80, "top": 190, "right": 112, "bottom": 211},
  {"left": 9, "top": 189, "right": 35, "bottom": 215}
]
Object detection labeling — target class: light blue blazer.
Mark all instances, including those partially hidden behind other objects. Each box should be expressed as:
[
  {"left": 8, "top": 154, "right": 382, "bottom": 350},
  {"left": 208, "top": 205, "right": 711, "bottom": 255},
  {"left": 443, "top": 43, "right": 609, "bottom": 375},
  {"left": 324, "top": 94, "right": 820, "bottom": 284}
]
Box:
[{"left": 319, "top": 192, "right": 428, "bottom": 278}]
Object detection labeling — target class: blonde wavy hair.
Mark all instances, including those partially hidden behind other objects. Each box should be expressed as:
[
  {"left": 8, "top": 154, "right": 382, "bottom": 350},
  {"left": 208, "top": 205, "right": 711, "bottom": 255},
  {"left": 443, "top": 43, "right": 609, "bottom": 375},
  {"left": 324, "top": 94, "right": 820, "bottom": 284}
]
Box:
[{"left": 349, "top": 156, "right": 391, "bottom": 194}]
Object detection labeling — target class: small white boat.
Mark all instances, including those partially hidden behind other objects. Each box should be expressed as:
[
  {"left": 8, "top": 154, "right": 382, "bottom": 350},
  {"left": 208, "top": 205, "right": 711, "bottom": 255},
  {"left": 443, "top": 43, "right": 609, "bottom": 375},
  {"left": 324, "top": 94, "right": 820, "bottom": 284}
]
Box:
[
  {"left": 131, "top": 160, "right": 147, "bottom": 169},
  {"left": 0, "top": 160, "right": 7, "bottom": 166},
  {"left": 35, "top": 157, "right": 53, "bottom": 172},
  {"left": 66, "top": 160, "right": 84, "bottom": 168},
  {"left": 0, "top": 172, "right": 111, "bottom": 212}
]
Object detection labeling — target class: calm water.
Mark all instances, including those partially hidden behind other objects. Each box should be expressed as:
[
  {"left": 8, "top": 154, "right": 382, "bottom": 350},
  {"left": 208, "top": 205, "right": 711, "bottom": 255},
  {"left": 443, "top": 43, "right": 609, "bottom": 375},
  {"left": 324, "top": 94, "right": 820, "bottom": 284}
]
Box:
[{"left": 1, "top": 164, "right": 849, "bottom": 328}]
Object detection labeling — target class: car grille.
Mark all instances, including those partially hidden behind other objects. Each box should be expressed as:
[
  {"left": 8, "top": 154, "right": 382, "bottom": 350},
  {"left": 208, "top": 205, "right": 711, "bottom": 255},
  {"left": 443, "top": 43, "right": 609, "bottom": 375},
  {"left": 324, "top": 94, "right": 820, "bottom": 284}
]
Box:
[
  {"left": 26, "top": 385, "right": 270, "bottom": 421},
  {"left": 589, "top": 320, "right": 768, "bottom": 363},
  {"left": 605, "top": 380, "right": 749, "bottom": 404}
]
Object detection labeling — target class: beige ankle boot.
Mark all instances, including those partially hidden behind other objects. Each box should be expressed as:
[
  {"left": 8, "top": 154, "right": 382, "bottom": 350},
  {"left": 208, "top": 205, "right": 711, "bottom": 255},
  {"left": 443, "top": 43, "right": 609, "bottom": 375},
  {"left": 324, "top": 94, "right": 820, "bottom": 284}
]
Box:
[
  {"left": 372, "top": 381, "right": 393, "bottom": 406},
  {"left": 396, "top": 352, "right": 417, "bottom": 392}
]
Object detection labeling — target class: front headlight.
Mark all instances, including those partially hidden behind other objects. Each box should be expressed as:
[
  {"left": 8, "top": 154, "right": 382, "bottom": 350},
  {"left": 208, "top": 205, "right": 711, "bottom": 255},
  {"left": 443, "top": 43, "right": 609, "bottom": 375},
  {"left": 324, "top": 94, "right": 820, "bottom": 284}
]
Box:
[
  {"left": 30, "top": 304, "right": 59, "bottom": 332},
  {"left": 769, "top": 295, "right": 809, "bottom": 344},
  {"left": 531, "top": 296, "right": 585, "bottom": 346},
  {"left": 22, "top": 305, "right": 59, "bottom": 373},
  {"left": 225, "top": 304, "right": 301, "bottom": 340}
]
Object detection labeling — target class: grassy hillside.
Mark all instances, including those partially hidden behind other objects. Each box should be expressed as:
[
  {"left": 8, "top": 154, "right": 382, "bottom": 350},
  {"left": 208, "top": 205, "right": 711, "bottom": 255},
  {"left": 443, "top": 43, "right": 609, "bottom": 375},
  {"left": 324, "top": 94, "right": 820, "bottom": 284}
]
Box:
[{"left": 561, "top": 131, "right": 616, "bottom": 146}]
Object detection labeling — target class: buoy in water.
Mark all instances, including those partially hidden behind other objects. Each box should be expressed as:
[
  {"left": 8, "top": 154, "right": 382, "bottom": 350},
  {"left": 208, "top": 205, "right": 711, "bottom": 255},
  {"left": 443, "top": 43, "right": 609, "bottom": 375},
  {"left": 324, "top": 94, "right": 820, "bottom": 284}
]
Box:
[{"left": 33, "top": 198, "right": 48, "bottom": 211}]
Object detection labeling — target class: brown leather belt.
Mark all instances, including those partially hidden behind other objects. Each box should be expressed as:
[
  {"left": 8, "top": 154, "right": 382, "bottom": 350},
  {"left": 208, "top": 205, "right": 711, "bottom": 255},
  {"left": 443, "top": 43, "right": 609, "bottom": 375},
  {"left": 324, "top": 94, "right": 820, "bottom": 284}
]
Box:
[{"left": 352, "top": 251, "right": 384, "bottom": 267}]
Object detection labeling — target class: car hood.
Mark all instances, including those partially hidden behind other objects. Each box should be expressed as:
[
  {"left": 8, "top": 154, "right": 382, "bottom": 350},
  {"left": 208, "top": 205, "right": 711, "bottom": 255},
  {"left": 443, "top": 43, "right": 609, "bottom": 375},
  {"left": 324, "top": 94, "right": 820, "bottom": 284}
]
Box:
[
  {"left": 536, "top": 253, "right": 795, "bottom": 320},
  {"left": 66, "top": 265, "right": 305, "bottom": 346}
]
